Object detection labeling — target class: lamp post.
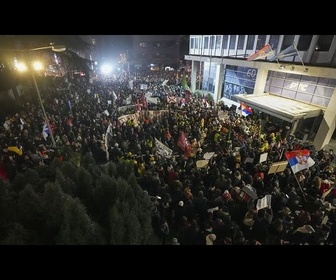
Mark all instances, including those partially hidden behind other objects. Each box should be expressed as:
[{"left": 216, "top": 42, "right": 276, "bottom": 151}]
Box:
[{"left": 1, "top": 45, "right": 66, "bottom": 148}]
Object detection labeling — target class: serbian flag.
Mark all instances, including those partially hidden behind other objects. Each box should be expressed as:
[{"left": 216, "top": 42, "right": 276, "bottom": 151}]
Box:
[
  {"left": 285, "top": 149, "right": 315, "bottom": 174},
  {"left": 241, "top": 102, "right": 253, "bottom": 116},
  {"left": 247, "top": 44, "right": 274, "bottom": 61}
]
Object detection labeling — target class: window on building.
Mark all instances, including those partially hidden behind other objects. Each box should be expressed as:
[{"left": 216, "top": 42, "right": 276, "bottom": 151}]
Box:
[
  {"left": 316, "top": 35, "right": 334, "bottom": 51},
  {"left": 265, "top": 70, "right": 335, "bottom": 107},
  {"left": 216, "top": 35, "right": 222, "bottom": 49},
  {"left": 237, "top": 35, "right": 245, "bottom": 50},
  {"left": 140, "top": 42, "right": 146, "bottom": 47},
  {"left": 204, "top": 36, "right": 209, "bottom": 49},
  {"left": 210, "top": 36, "right": 215, "bottom": 49},
  {"left": 222, "top": 35, "right": 229, "bottom": 49},
  {"left": 269, "top": 35, "right": 280, "bottom": 50},
  {"left": 297, "top": 35, "right": 313, "bottom": 51},
  {"left": 281, "top": 35, "right": 295, "bottom": 50},
  {"left": 221, "top": 65, "right": 258, "bottom": 99},
  {"left": 190, "top": 37, "right": 194, "bottom": 49},
  {"left": 256, "top": 35, "right": 267, "bottom": 50},
  {"left": 246, "top": 35, "right": 255, "bottom": 50},
  {"left": 229, "top": 35, "right": 237, "bottom": 49}
]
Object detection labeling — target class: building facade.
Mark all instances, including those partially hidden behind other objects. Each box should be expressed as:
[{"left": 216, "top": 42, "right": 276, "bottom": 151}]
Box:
[
  {"left": 185, "top": 35, "right": 336, "bottom": 150},
  {"left": 132, "top": 35, "right": 182, "bottom": 71}
]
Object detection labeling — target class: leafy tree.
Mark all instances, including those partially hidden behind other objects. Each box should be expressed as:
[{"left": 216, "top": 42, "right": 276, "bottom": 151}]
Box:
[
  {"left": 56, "top": 196, "right": 105, "bottom": 245},
  {"left": 40, "top": 182, "right": 67, "bottom": 244},
  {"left": 17, "top": 184, "right": 44, "bottom": 244},
  {"left": 0, "top": 152, "right": 156, "bottom": 245},
  {"left": 75, "top": 167, "right": 94, "bottom": 209},
  {"left": 1, "top": 223, "right": 32, "bottom": 245},
  {"left": 101, "top": 161, "right": 118, "bottom": 179},
  {"left": 11, "top": 168, "right": 40, "bottom": 193},
  {"left": 55, "top": 169, "right": 76, "bottom": 196},
  {"left": 93, "top": 174, "right": 118, "bottom": 227}
]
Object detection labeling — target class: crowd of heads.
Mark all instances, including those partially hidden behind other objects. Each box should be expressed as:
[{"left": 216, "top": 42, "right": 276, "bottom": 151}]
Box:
[{"left": 1, "top": 69, "right": 336, "bottom": 245}]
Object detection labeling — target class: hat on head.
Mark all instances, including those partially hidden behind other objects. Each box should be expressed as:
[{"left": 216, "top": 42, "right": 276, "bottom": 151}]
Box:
[{"left": 206, "top": 234, "right": 216, "bottom": 245}]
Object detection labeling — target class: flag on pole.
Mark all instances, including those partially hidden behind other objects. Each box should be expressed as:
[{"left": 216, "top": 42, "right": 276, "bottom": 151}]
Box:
[
  {"left": 269, "top": 43, "right": 298, "bottom": 61},
  {"left": 42, "top": 122, "right": 49, "bottom": 140},
  {"left": 177, "top": 131, "right": 190, "bottom": 152},
  {"left": 247, "top": 44, "right": 274, "bottom": 61},
  {"left": 284, "top": 149, "right": 315, "bottom": 174},
  {"left": 19, "top": 118, "right": 25, "bottom": 131},
  {"left": 68, "top": 100, "right": 72, "bottom": 112},
  {"left": 112, "top": 91, "right": 118, "bottom": 102},
  {"left": 240, "top": 102, "right": 253, "bottom": 116}
]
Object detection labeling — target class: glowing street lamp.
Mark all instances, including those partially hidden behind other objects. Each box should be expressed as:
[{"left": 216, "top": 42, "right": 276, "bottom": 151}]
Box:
[{"left": 0, "top": 45, "right": 66, "bottom": 148}]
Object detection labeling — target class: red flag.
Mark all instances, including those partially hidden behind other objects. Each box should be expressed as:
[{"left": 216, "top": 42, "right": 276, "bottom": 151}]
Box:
[
  {"left": 185, "top": 90, "right": 191, "bottom": 103},
  {"left": 177, "top": 131, "right": 190, "bottom": 152},
  {"left": 142, "top": 95, "right": 147, "bottom": 109},
  {"left": 136, "top": 99, "right": 141, "bottom": 111},
  {"left": 247, "top": 44, "right": 274, "bottom": 61}
]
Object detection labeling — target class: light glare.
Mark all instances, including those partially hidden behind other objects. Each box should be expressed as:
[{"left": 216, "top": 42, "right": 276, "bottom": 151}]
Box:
[{"left": 101, "top": 63, "right": 112, "bottom": 75}]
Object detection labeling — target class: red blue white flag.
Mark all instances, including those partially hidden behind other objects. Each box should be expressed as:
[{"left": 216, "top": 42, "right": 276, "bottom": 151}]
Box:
[
  {"left": 247, "top": 44, "right": 274, "bottom": 61},
  {"left": 240, "top": 102, "right": 253, "bottom": 116},
  {"left": 284, "top": 149, "right": 315, "bottom": 174}
]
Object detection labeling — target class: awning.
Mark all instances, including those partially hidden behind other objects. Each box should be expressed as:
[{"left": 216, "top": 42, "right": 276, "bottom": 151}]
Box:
[{"left": 234, "top": 93, "right": 323, "bottom": 123}]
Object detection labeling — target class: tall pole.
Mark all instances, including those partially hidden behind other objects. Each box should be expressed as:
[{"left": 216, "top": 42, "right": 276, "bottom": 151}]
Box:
[{"left": 26, "top": 50, "right": 56, "bottom": 148}]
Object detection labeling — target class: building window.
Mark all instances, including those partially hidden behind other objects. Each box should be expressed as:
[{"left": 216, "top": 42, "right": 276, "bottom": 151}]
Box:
[
  {"left": 281, "top": 35, "right": 295, "bottom": 50},
  {"left": 269, "top": 35, "right": 280, "bottom": 50},
  {"left": 195, "top": 37, "right": 199, "bottom": 49},
  {"left": 210, "top": 36, "right": 215, "bottom": 49},
  {"left": 229, "top": 35, "right": 237, "bottom": 50},
  {"left": 216, "top": 35, "right": 222, "bottom": 49},
  {"left": 246, "top": 35, "right": 255, "bottom": 50},
  {"left": 202, "top": 62, "right": 217, "bottom": 93},
  {"left": 316, "top": 35, "right": 334, "bottom": 51},
  {"left": 140, "top": 42, "right": 146, "bottom": 47},
  {"left": 222, "top": 65, "right": 258, "bottom": 100},
  {"left": 222, "top": 35, "right": 229, "bottom": 49},
  {"left": 190, "top": 37, "right": 194, "bottom": 49},
  {"left": 237, "top": 35, "right": 245, "bottom": 50},
  {"left": 256, "top": 35, "right": 267, "bottom": 50},
  {"left": 297, "top": 35, "right": 313, "bottom": 51},
  {"left": 265, "top": 70, "right": 335, "bottom": 107},
  {"left": 204, "top": 36, "right": 209, "bottom": 49}
]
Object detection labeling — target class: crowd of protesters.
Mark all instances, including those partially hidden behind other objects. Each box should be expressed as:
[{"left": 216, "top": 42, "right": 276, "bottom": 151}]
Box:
[{"left": 1, "top": 69, "right": 336, "bottom": 245}]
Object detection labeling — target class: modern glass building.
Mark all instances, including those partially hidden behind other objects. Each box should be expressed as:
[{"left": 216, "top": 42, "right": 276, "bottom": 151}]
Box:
[{"left": 185, "top": 35, "right": 336, "bottom": 150}]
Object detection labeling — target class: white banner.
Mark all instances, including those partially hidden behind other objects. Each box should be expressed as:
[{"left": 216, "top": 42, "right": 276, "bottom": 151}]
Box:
[{"left": 155, "top": 138, "right": 172, "bottom": 158}]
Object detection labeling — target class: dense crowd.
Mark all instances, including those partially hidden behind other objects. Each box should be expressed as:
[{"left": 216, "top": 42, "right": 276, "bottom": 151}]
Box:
[{"left": 1, "top": 70, "right": 336, "bottom": 245}]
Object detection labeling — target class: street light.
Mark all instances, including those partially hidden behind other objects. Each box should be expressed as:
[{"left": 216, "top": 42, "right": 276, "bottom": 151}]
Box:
[
  {"left": 0, "top": 45, "right": 66, "bottom": 147},
  {"left": 26, "top": 45, "right": 66, "bottom": 148}
]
